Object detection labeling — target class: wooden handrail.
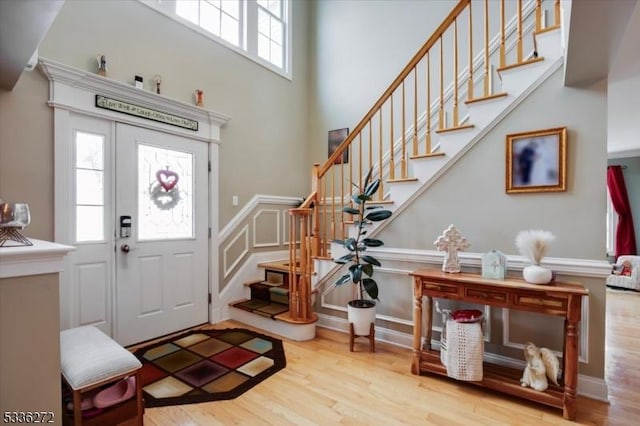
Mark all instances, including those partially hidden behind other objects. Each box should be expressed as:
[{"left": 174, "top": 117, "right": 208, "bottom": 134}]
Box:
[
  {"left": 288, "top": 0, "right": 561, "bottom": 324},
  {"left": 297, "top": 191, "right": 317, "bottom": 210},
  {"left": 321, "top": 0, "right": 471, "bottom": 177}
]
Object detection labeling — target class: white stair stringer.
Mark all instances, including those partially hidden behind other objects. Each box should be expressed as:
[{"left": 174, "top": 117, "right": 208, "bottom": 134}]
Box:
[{"left": 320, "top": 29, "right": 564, "bottom": 288}]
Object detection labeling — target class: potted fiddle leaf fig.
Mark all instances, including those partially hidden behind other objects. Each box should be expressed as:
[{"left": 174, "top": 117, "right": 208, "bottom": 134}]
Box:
[{"left": 333, "top": 169, "right": 392, "bottom": 336}]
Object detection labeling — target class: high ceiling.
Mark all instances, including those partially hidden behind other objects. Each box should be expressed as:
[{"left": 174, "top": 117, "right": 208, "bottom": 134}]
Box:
[
  {"left": 1, "top": 0, "right": 638, "bottom": 155},
  {"left": 0, "top": 0, "right": 64, "bottom": 90}
]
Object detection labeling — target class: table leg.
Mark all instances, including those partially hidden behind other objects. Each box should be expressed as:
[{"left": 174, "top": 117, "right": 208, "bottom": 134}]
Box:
[
  {"left": 412, "top": 278, "right": 422, "bottom": 375},
  {"left": 563, "top": 311, "right": 580, "bottom": 420}
]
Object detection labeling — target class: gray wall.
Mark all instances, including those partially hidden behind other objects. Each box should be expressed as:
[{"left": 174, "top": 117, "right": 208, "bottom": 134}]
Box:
[
  {"left": 608, "top": 156, "right": 640, "bottom": 252},
  {"left": 608, "top": 65, "right": 640, "bottom": 156},
  {"left": 382, "top": 68, "right": 608, "bottom": 260},
  {"left": 308, "top": 0, "right": 455, "bottom": 164},
  {"left": 0, "top": 0, "right": 312, "bottom": 232}
]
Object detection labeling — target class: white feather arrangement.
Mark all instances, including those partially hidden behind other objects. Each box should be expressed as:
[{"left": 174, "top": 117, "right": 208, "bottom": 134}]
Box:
[{"left": 515, "top": 230, "right": 555, "bottom": 265}]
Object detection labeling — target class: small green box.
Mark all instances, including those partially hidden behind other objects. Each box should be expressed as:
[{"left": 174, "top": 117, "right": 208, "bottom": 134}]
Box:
[{"left": 482, "top": 250, "right": 506, "bottom": 280}]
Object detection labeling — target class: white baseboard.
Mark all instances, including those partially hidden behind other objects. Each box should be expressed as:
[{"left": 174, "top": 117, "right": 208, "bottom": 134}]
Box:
[
  {"left": 576, "top": 374, "right": 609, "bottom": 402},
  {"left": 317, "top": 313, "right": 414, "bottom": 348},
  {"left": 316, "top": 316, "right": 609, "bottom": 401}
]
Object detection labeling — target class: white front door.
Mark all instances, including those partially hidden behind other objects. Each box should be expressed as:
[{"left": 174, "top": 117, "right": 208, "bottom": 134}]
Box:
[{"left": 114, "top": 124, "right": 209, "bottom": 346}]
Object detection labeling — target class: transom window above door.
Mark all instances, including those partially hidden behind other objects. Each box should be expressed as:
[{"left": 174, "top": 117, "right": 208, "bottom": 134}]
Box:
[{"left": 140, "top": 0, "right": 290, "bottom": 78}]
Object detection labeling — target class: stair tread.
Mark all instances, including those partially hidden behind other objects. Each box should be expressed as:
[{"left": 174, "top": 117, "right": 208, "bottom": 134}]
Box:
[
  {"left": 387, "top": 177, "right": 419, "bottom": 183},
  {"left": 465, "top": 92, "right": 508, "bottom": 105},
  {"left": 275, "top": 311, "right": 319, "bottom": 325},
  {"left": 258, "top": 260, "right": 301, "bottom": 273},
  {"left": 436, "top": 123, "right": 475, "bottom": 134},
  {"left": 497, "top": 56, "right": 545, "bottom": 73},
  {"left": 534, "top": 25, "right": 560, "bottom": 36},
  {"left": 410, "top": 152, "right": 446, "bottom": 160},
  {"left": 230, "top": 299, "right": 289, "bottom": 317}
]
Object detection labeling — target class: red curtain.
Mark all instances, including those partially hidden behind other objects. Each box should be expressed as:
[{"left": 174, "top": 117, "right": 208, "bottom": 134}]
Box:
[{"left": 607, "top": 165, "right": 637, "bottom": 258}]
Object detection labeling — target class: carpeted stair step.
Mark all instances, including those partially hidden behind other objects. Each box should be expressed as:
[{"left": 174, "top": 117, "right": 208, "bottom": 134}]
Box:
[
  {"left": 269, "top": 286, "right": 289, "bottom": 305},
  {"left": 250, "top": 282, "right": 272, "bottom": 302},
  {"left": 233, "top": 298, "right": 270, "bottom": 312},
  {"left": 230, "top": 299, "right": 289, "bottom": 319}
]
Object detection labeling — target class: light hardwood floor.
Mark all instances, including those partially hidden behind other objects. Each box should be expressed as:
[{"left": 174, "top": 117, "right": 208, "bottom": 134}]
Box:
[{"left": 141, "top": 291, "right": 639, "bottom": 425}]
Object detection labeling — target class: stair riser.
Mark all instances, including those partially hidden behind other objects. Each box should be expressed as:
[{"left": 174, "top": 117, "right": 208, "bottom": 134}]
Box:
[
  {"left": 229, "top": 307, "right": 316, "bottom": 341},
  {"left": 465, "top": 95, "right": 514, "bottom": 129}
]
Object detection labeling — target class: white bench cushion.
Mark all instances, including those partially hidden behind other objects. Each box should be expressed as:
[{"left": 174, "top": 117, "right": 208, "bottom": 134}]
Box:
[{"left": 60, "top": 326, "right": 142, "bottom": 390}]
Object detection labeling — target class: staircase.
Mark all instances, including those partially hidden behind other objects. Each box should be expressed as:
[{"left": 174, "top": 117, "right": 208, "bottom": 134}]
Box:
[
  {"left": 229, "top": 0, "right": 565, "bottom": 340},
  {"left": 229, "top": 260, "right": 317, "bottom": 341}
]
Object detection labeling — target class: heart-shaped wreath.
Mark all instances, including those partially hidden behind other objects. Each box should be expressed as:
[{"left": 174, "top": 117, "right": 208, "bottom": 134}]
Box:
[
  {"left": 150, "top": 168, "right": 181, "bottom": 210},
  {"left": 156, "top": 169, "right": 179, "bottom": 192}
]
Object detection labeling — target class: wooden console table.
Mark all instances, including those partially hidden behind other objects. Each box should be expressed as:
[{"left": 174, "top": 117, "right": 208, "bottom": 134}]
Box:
[{"left": 410, "top": 268, "right": 589, "bottom": 421}]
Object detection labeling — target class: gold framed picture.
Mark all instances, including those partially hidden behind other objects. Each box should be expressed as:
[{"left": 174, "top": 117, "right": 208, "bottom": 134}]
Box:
[{"left": 506, "top": 127, "right": 567, "bottom": 194}]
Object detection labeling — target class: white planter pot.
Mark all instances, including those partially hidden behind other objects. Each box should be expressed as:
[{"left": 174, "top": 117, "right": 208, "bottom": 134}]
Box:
[
  {"left": 347, "top": 300, "right": 376, "bottom": 335},
  {"left": 523, "top": 265, "right": 553, "bottom": 284}
]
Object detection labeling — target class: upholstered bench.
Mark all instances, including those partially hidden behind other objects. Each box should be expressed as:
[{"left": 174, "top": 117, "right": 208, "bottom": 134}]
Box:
[{"left": 60, "top": 326, "right": 144, "bottom": 426}]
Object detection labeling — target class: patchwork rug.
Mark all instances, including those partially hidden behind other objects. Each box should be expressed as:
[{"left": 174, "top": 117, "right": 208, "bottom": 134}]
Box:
[{"left": 133, "top": 328, "right": 286, "bottom": 407}]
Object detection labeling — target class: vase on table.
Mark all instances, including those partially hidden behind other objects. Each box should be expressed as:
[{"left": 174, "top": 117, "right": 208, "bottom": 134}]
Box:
[{"left": 523, "top": 264, "right": 553, "bottom": 284}]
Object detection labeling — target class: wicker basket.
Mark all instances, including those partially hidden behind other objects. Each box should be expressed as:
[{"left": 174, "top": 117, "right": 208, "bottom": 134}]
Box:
[{"left": 444, "top": 320, "right": 484, "bottom": 381}]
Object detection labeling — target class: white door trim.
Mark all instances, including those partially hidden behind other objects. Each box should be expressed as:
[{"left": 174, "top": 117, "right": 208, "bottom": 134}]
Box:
[{"left": 40, "top": 58, "right": 230, "bottom": 332}]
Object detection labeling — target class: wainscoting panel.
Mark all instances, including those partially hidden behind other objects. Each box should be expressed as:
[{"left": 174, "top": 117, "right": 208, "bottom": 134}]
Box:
[
  {"left": 218, "top": 196, "right": 300, "bottom": 292},
  {"left": 252, "top": 209, "right": 280, "bottom": 248},
  {"left": 223, "top": 225, "right": 249, "bottom": 278},
  {"left": 502, "top": 295, "right": 590, "bottom": 363}
]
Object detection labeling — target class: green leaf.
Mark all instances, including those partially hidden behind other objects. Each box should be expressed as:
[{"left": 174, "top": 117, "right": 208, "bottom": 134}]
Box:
[
  {"left": 342, "top": 207, "right": 360, "bottom": 215},
  {"left": 366, "top": 205, "right": 383, "bottom": 210},
  {"left": 362, "top": 264, "right": 374, "bottom": 277},
  {"left": 357, "top": 194, "right": 370, "bottom": 202},
  {"left": 362, "top": 278, "right": 379, "bottom": 300},
  {"left": 352, "top": 195, "right": 362, "bottom": 205},
  {"left": 335, "top": 274, "right": 351, "bottom": 286},
  {"left": 349, "top": 264, "right": 362, "bottom": 283},
  {"left": 363, "top": 238, "right": 384, "bottom": 247},
  {"left": 331, "top": 239, "right": 347, "bottom": 247},
  {"left": 336, "top": 254, "right": 355, "bottom": 263},
  {"left": 365, "top": 209, "right": 392, "bottom": 221},
  {"left": 361, "top": 255, "right": 381, "bottom": 266},
  {"left": 364, "top": 179, "right": 380, "bottom": 197},
  {"left": 345, "top": 238, "right": 357, "bottom": 251}
]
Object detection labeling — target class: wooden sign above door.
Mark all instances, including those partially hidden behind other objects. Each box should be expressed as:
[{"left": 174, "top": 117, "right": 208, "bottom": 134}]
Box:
[{"left": 95, "top": 95, "right": 198, "bottom": 131}]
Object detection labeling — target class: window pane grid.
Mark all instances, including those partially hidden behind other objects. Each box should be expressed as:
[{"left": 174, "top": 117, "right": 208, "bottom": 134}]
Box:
[
  {"left": 177, "top": 0, "right": 240, "bottom": 47},
  {"left": 257, "top": 5, "right": 284, "bottom": 67},
  {"left": 138, "top": 144, "right": 194, "bottom": 241},
  {"left": 75, "top": 131, "right": 105, "bottom": 242},
  {"left": 258, "top": 0, "right": 281, "bottom": 18},
  {"left": 172, "top": 0, "right": 287, "bottom": 73}
]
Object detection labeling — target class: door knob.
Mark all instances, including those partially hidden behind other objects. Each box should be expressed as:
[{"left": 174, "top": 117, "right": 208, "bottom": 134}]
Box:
[{"left": 120, "top": 244, "right": 130, "bottom": 253}]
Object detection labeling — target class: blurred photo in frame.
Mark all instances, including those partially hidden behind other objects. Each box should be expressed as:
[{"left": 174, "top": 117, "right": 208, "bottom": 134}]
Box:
[
  {"left": 506, "top": 127, "right": 567, "bottom": 194},
  {"left": 328, "top": 128, "right": 349, "bottom": 164}
]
